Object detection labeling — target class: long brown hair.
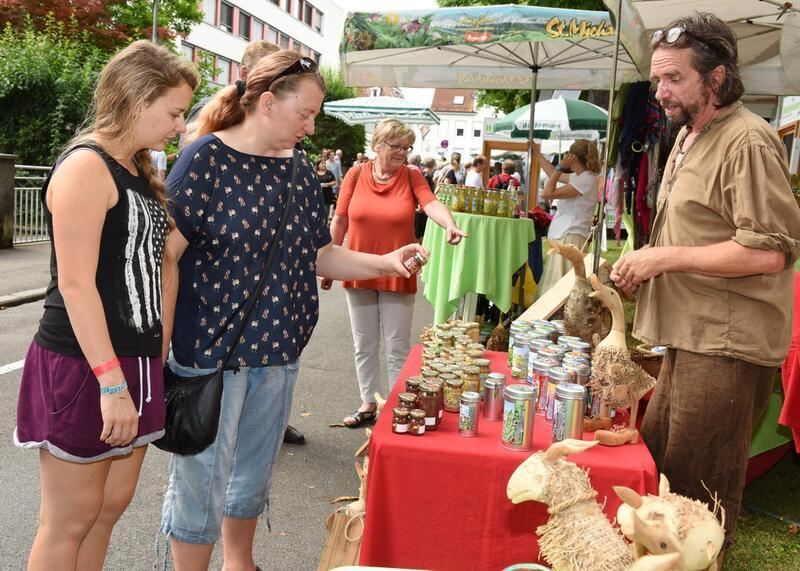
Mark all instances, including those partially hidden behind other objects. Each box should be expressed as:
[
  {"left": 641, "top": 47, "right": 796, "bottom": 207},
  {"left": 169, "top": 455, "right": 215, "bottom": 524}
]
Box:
[
  {"left": 569, "top": 139, "right": 601, "bottom": 174},
  {"left": 189, "top": 50, "right": 324, "bottom": 143},
  {"left": 70, "top": 39, "right": 199, "bottom": 224}
]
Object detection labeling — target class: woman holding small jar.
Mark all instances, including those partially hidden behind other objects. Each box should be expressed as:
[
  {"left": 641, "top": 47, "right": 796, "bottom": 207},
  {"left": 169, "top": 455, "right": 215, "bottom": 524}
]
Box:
[{"left": 324, "top": 119, "right": 467, "bottom": 427}]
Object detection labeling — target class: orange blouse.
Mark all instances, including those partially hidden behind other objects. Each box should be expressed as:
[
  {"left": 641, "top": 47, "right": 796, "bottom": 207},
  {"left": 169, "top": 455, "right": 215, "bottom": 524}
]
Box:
[{"left": 336, "top": 160, "right": 436, "bottom": 293}]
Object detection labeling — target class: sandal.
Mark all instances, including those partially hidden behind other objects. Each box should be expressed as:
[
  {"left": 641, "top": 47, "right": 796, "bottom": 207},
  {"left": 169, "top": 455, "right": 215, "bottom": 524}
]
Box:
[{"left": 343, "top": 408, "right": 377, "bottom": 428}]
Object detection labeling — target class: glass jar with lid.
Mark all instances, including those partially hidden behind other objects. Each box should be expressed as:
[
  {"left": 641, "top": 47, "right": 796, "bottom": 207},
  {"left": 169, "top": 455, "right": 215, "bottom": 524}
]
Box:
[
  {"left": 398, "top": 392, "right": 418, "bottom": 411},
  {"left": 443, "top": 377, "right": 464, "bottom": 412},
  {"left": 409, "top": 409, "right": 426, "bottom": 436},
  {"left": 392, "top": 407, "right": 410, "bottom": 434},
  {"left": 418, "top": 382, "right": 439, "bottom": 431},
  {"left": 461, "top": 366, "right": 481, "bottom": 394}
]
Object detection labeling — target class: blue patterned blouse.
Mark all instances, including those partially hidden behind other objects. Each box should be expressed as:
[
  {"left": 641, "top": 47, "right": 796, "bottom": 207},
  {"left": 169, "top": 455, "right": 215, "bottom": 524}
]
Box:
[{"left": 167, "top": 134, "right": 332, "bottom": 369}]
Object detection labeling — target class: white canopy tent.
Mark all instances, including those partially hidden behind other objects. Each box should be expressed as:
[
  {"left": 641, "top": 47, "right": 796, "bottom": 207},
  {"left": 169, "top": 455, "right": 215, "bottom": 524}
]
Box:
[
  {"left": 604, "top": 0, "right": 800, "bottom": 94},
  {"left": 323, "top": 96, "right": 441, "bottom": 126}
]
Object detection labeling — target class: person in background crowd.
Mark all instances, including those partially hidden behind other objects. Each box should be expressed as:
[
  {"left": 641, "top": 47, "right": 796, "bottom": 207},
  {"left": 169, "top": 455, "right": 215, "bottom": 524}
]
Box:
[
  {"left": 353, "top": 152, "right": 364, "bottom": 167},
  {"left": 464, "top": 155, "right": 487, "bottom": 188},
  {"left": 14, "top": 40, "right": 198, "bottom": 570},
  {"left": 441, "top": 151, "right": 465, "bottom": 185},
  {"left": 325, "top": 148, "right": 342, "bottom": 197},
  {"left": 491, "top": 160, "right": 503, "bottom": 179},
  {"left": 324, "top": 119, "right": 466, "bottom": 428},
  {"left": 407, "top": 153, "right": 424, "bottom": 175},
  {"left": 487, "top": 159, "right": 521, "bottom": 190},
  {"left": 611, "top": 12, "right": 800, "bottom": 553},
  {"left": 533, "top": 139, "right": 600, "bottom": 297},
  {"left": 414, "top": 157, "right": 438, "bottom": 242},
  {"left": 160, "top": 51, "right": 425, "bottom": 571},
  {"left": 150, "top": 149, "right": 168, "bottom": 181},
  {"left": 315, "top": 157, "right": 337, "bottom": 221}
]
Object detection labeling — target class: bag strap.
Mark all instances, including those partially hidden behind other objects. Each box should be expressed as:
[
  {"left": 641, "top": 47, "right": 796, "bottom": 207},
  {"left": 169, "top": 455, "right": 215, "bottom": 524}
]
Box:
[{"left": 218, "top": 148, "right": 301, "bottom": 371}]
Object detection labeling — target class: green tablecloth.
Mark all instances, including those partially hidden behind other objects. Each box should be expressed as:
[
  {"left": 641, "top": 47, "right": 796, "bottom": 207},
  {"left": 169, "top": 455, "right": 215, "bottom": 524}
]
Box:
[{"left": 421, "top": 212, "right": 535, "bottom": 324}]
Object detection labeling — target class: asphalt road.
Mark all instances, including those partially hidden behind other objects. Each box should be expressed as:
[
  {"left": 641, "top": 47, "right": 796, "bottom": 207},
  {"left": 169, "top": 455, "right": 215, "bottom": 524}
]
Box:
[{"left": 0, "top": 284, "right": 435, "bottom": 570}]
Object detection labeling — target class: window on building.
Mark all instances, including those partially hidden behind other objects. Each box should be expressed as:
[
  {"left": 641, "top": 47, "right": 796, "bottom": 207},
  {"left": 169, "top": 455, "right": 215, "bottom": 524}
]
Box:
[
  {"left": 215, "top": 56, "right": 231, "bottom": 84},
  {"left": 270, "top": 0, "right": 279, "bottom": 5},
  {"left": 180, "top": 43, "right": 194, "bottom": 62},
  {"left": 253, "top": 19, "right": 264, "bottom": 40},
  {"left": 473, "top": 129, "right": 481, "bottom": 137},
  {"left": 313, "top": 51, "right": 321, "bottom": 65},
  {"left": 279, "top": 33, "right": 290, "bottom": 49},
  {"left": 238, "top": 12, "right": 251, "bottom": 40},
  {"left": 219, "top": 2, "right": 233, "bottom": 32},
  {"left": 267, "top": 26, "right": 278, "bottom": 44},
  {"left": 370, "top": 87, "right": 381, "bottom": 97},
  {"left": 456, "top": 128, "right": 465, "bottom": 137},
  {"left": 453, "top": 95, "right": 465, "bottom": 105},
  {"left": 282, "top": 0, "right": 291, "bottom": 13},
  {"left": 314, "top": 9, "right": 323, "bottom": 33},
  {"left": 202, "top": 0, "right": 215, "bottom": 24},
  {"left": 294, "top": 0, "right": 304, "bottom": 20},
  {"left": 304, "top": 3, "right": 314, "bottom": 26}
]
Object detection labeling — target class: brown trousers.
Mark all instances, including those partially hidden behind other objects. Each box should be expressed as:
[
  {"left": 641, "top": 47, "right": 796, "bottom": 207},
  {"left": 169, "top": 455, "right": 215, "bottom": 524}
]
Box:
[{"left": 640, "top": 348, "right": 774, "bottom": 545}]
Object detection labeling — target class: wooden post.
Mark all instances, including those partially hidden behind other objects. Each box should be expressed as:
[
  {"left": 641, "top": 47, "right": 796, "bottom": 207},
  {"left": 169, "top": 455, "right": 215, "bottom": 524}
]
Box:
[{"left": 0, "top": 154, "right": 17, "bottom": 249}]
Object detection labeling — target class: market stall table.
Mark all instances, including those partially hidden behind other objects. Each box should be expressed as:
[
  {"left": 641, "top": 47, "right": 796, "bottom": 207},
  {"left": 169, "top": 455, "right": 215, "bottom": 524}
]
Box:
[
  {"left": 421, "top": 212, "right": 534, "bottom": 324},
  {"left": 360, "top": 345, "right": 659, "bottom": 570}
]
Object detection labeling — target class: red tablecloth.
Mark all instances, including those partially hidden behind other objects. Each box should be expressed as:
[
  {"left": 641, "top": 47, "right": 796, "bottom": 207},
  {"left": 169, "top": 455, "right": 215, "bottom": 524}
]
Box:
[
  {"left": 360, "top": 345, "right": 659, "bottom": 570},
  {"left": 779, "top": 272, "right": 800, "bottom": 452}
]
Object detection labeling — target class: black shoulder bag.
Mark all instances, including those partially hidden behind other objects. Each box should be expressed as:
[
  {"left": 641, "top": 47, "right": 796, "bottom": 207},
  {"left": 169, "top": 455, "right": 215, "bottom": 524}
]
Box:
[{"left": 154, "top": 149, "right": 301, "bottom": 455}]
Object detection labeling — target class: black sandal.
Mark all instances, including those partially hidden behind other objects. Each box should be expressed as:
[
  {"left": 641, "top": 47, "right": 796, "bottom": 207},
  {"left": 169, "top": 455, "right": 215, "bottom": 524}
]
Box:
[{"left": 343, "top": 409, "right": 377, "bottom": 428}]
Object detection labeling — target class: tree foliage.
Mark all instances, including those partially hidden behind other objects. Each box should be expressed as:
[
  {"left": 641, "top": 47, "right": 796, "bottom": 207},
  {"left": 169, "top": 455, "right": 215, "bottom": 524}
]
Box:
[
  {"left": 436, "top": 0, "right": 607, "bottom": 113},
  {"left": 304, "top": 66, "right": 366, "bottom": 169},
  {"left": 0, "top": 18, "right": 107, "bottom": 164},
  {"left": 0, "top": 0, "right": 202, "bottom": 52}
]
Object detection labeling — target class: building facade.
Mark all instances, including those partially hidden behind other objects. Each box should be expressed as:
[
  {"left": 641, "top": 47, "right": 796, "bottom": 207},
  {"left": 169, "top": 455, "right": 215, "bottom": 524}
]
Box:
[
  {"left": 420, "top": 89, "right": 496, "bottom": 161},
  {"left": 179, "top": 0, "right": 345, "bottom": 86}
]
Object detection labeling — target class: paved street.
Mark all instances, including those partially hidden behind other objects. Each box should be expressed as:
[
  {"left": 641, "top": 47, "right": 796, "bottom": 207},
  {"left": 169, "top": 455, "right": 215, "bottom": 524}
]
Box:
[{"left": 0, "top": 242, "right": 435, "bottom": 570}]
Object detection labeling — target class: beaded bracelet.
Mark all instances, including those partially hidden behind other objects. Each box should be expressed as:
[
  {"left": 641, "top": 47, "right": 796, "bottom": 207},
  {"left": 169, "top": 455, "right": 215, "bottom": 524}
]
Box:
[
  {"left": 99, "top": 381, "right": 128, "bottom": 396},
  {"left": 92, "top": 357, "right": 121, "bottom": 377}
]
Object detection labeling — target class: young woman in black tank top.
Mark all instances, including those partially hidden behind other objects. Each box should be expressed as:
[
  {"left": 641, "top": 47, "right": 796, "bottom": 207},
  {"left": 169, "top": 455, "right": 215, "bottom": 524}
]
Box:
[{"left": 13, "top": 40, "right": 198, "bottom": 569}]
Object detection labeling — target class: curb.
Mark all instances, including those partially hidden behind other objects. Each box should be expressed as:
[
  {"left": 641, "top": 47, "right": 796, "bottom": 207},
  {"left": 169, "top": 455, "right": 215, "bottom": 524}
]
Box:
[{"left": 0, "top": 287, "right": 47, "bottom": 309}]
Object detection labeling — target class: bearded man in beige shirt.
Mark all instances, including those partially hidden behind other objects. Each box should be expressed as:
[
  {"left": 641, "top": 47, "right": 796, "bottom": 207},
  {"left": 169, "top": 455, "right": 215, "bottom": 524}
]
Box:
[{"left": 611, "top": 12, "right": 800, "bottom": 548}]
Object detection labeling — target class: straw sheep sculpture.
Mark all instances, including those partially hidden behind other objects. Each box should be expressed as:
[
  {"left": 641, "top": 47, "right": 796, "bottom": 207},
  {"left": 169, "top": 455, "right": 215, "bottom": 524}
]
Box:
[{"left": 507, "top": 439, "right": 635, "bottom": 570}]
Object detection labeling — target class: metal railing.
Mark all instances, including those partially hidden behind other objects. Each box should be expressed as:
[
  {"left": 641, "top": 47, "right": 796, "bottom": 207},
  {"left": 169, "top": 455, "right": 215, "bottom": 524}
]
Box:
[{"left": 14, "top": 164, "right": 50, "bottom": 244}]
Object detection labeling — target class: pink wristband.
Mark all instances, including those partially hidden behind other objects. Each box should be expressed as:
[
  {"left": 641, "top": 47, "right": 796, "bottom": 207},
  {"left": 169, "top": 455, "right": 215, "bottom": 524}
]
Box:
[{"left": 92, "top": 357, "right": 121, "bottom": 377}]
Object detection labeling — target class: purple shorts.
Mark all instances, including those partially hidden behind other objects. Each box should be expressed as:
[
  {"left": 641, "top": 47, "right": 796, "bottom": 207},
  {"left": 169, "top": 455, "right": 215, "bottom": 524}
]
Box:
[{"left": 14, "top": 340, "right": 165, "bottom": 463}]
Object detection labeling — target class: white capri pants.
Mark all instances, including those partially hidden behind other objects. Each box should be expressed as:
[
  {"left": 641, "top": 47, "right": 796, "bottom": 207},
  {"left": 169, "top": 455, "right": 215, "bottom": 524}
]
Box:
[{"left": 345, "top": 288, "right": 415, "bottom": 404}]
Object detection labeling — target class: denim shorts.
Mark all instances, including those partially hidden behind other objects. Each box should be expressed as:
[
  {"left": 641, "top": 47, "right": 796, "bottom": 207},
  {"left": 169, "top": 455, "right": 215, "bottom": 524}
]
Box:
[{"left": 159, "top": 357, "right": 299, "bottom": 544}]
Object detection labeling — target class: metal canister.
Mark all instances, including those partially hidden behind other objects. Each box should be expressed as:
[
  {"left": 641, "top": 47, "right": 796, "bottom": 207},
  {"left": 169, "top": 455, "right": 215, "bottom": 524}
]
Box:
[
  {"left": 459, "top": 391, "right": 481, "bottom": 437},
  {"left": 507, "top": 322, "right": 528, "bottom": 366},
  {"left": 511, "top": 333, "right": 531, "bottom": 380},
  {"left": 483, "top": 375, "right": 504, "bottom": 421},
  {"left": 566, "top": 339, "right": 593, "bottom": 354},
  {"left": 562, "top": 362, "right": 590, "bottom": 386},
  {"left": 531, "top": 357, "right": 558, "bottom": 414},
  {"left": 557, "top": 335, "right": 584, "bottom": 348},
  {"left": 537, "top": 346, "right": 563, "bottom": 364},
  {"left": 553, "top": 383, "right": 586, "bottom": 442},
  {"left": 501, "top": 384, "right": 536, "bottom": 451},
  {"left": 546, "top": 366, "right": 576, "bottom": 423},
  {"left": 546, "top": 344, "right": 569, "bottom": 361}
]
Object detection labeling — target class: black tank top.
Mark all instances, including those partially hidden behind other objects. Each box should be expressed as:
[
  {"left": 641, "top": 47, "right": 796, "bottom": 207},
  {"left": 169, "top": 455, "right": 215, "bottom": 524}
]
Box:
[{"left": 35, "top": 143, "right": 167, "bottom": 357}]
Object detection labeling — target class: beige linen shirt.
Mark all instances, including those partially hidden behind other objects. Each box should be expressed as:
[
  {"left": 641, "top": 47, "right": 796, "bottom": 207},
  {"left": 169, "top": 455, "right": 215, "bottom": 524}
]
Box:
[{"left": 633, "top": 102, "right": 800, "bottom": 367}]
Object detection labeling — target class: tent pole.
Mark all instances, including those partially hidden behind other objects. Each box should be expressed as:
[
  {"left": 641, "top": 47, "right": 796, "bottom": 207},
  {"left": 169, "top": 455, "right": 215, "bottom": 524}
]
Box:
[
  {"left": 592, "top": 0, "right": 624, "bottom": 274},
  {"left": 526, "top": 43, "right": 540, "bottom": 215}
]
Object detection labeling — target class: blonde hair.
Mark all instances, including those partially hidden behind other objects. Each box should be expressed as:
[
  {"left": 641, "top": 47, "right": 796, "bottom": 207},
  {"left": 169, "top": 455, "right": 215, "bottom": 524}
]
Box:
[
  {"left": 189, "top": 50, "right": 324, "bottom": 144},
  {"left": 569, "top": 139, "right": 601, "bottom": 174},
  {"left": 371, "top": 119, "right": 415, "bottom": 150},
  {"left": 69, "top": 39, "right": 199, "bottom": 227},
  {"left": 241, "top": 40, "right": 280, "bottom": 71}
]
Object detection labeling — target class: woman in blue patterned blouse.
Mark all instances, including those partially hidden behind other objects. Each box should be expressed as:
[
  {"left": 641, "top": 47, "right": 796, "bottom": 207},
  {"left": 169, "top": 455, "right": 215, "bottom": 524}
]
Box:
[{"left": 159, "top": 49, "right": 425, "bottom": 570}]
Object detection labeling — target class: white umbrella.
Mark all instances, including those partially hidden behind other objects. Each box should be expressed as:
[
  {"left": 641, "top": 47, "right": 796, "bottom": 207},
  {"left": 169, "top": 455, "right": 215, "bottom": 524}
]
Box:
[{"left": 323, "top": 96, "right": 440, "bottom": 126}]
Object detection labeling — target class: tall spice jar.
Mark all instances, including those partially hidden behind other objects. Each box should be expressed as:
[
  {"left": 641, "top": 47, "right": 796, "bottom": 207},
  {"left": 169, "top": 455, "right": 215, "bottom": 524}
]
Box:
[
  {"left": 473, "top": 358, "right": 491, "bottom": 393},
  {"left": 545, "top": 367, "right": 576, "bottom": 423},
  {"left": 461, "top": 366, "right": 481, "bottom": 394},
  {"left": 459, "top": 391, "right": 481, "bottom": 437},
  {"left": 531, "top": 358, "right": 558, "bottom": 414},
  {"left": 443, "top": 377, "right": 464, "bottom": 412},
  {"left": 511, "top": 332, "right": 531, "bottom": 380},
  {"left": 553, "top": 383, "right": 586, "bottom": 442},
  {"left": 483, "top": 375, "right": 504, "bottom": 421}
]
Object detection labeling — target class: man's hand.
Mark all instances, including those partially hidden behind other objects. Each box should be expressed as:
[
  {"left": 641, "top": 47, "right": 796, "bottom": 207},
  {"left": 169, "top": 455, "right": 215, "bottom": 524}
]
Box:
[{"left": 610, "top": 246, "right": 669, "bottom": 293}]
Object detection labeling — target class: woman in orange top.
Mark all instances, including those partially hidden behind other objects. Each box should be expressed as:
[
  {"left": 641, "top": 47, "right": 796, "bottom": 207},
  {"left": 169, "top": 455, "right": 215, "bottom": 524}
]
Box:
[{"left": 325, "top": 119, "right": 466, "bottom": 427}]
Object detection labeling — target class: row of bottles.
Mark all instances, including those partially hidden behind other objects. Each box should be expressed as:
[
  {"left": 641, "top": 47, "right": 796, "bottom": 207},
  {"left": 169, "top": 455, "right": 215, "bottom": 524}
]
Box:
[{"left": 436, "top": 184, "right": 526, "bottom": 218}]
